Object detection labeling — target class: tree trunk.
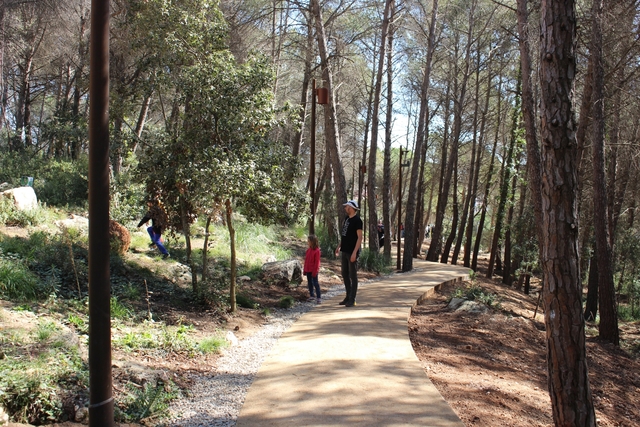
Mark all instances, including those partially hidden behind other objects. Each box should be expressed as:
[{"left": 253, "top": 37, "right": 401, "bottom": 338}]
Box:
[
  {"left": 426, "top": 82, "right": 451, "bottom": 261},
  {"left": 180, "top": 195, "right": 196, "bottom": 294},
  {"left": 589, "top": 0, "right": 619, "bottom": 346},
  {"left": 472, "top": 75, "right": 503, "bottom": 271},
  {"left": 225, "top": 199, "right": 237, "bottom": 313},
  {"left": 516, "top": 0, "right": 544, "bottom": 261},
  {"left": 440, "top": 162, "right": 459, "bottom": 264},
  {"left": 202, "top": 216, "right": 212, "bottom": 282},
  {"left": 464, "top": 59, "right": 492, "bottom": 268},
  {"left": 403, "top": 0, "right": 438, "bottom": 270},
  {"left": 488, "top": 73, "right": 521, "bottom": 278},
  {"left": 366, "top": 0, "right": 393, "bottom": 251},
  {"left": 539, "top": 0, "right": 596, "bottom": 424},
  {"left": 584, "top": 251, "right": 598, "bottom": 322},
  {"left": 310, "top": 0, "right": 348, "bottom": 221}
]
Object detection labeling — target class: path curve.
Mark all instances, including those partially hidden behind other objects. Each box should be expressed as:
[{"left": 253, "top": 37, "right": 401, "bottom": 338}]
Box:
[{"left": 236, "top": 260, "right": 470, "bottom": 427}]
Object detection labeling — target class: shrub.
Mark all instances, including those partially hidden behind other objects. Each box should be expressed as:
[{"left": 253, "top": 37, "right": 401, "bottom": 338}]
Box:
[
  {"left": 358, "top": 248, "right": 391, "bottom": 273},
  {"left": 0, "top": 198, "right": 46, "bottom": 227},
  {"left": 236, "top": 293, "right": 259, "bottom": 309},
  {"left": 451, "top": 284, "right": 501, "bottom": 308},
  {"left": 33, "top": 158, "right": 88, "bottom": 207},
  {"left": 115, "top": 379, "right": 179, "bottom": 423},
  {"left": 278, "top": 295, "right": 295, "bottom": 308},
  {"left": 0, "top": 258, "right": 41, "bottom": 300}
]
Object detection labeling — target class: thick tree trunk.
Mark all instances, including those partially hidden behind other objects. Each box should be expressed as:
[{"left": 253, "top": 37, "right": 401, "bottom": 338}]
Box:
[{"left": 539, "top": 0, "right": 596, "bottom": 424}]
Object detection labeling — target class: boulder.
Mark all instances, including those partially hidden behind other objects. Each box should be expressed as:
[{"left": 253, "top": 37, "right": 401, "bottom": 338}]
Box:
[
  {"left": 261, "top": 259, "right": 303, "bottom": 286},
  {"left": 109, "top": 220, "right": 131, "bottom": 254},
  {"left": 55, "top": 214, "right": 89, "bottom": 232},
  {"left": 447, "top": 298, "right": 489, "bottom": 314},
  {"left": 1, "top": 186, "right": 37, "bottom": 211}
]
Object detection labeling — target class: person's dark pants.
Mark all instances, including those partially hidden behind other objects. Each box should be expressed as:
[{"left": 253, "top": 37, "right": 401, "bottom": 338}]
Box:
[
  {"left": 147, "top": 226, "right": 169, "bottom": 255},
  {"left": 340, "top": 251, "right": 358, "bottom": 303},
  {"left": 306, "top": 273, "right": 321, "bottom": 298}
]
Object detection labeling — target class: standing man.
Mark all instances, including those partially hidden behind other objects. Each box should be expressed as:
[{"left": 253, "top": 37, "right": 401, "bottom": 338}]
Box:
[{"left": 334, "top": 200, "right": 363, "bottom": 307}]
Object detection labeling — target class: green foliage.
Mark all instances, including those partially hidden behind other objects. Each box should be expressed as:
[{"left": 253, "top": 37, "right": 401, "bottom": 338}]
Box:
[
  {"left": 0, "top": 258, "right": 41, "bottom": 301},
  {"left": 110, "top": 171, "right": 147, "bottom": 226},
  {"left": 111, "top": 297, "right": 133, "bottom": 320},
  {"left": 115, "top": 379, "right": 179, "bottom": 423},
  {"left": 358, "top": 248, "right": 391, "bottom": 273},
  {"left": 197, "top": 335, "right": 229, "bottom": 354},
  {"left": 236, "top": 293, "right": 259, "bottom": 309},
  {"left": 0, "top": 198, "right": 47, "bottom": 227},
  {"left": 0, "top": 152, "right": 45, "bottom": 187},
  {"left": 32, "top": 158, "right": 89, "bottom": 207},
  {"left": 114, "top": 324, "right": 196, "bottom": 354},
  {"left": 34, "top": 321, "right": 58, "bottom": 342},
  {"left": 451, "top": 284, "right": 502, "bottom": 308},
  {"left": 67, "top": 313, "right": 87, "bottom": 333},
  {"left": 278, "top": 295, "right": 295, "bottom": 309},
  {"left": 0, "top": 324, "right": 87, "bottom": 425},
  {"left": 617, "top": 304, "right": 640, "bottom": 322},
  {"left": 315, "top": 226, "right": 338, "bottom": 260},
  {"left": 0, "top": 232, "right": 89, "bottom": 298}
]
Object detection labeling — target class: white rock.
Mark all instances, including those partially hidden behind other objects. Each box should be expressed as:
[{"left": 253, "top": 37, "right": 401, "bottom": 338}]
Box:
[{"left": 1, "top": 186, "right": 37, "bottom": 211}]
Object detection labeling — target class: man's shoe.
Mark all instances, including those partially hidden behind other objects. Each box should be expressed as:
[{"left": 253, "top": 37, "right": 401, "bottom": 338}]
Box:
[
  {"left": 149, "top": 243, "right": 156, "bottom": 248},
  {"left": 345, "top": 301, "right": 357, "bottom": 307},
  {"left": 162, "top": 253, "right": 170, "bottom": 260},
  {"left": 339, "top": 299, "right": 347, "bottom": 305}
]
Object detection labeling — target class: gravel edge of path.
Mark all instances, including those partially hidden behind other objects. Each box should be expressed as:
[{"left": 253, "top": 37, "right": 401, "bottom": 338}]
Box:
[{"left": 162, "top": 283, "right": 347, "bottom": 427}]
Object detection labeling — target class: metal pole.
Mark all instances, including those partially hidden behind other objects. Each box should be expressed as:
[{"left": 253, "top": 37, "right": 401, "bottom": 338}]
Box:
[
  {"left": 397, "top": 149, "right": 403, "bottom": 270},
  {"left": 310, "top": 79, "right": 316, "bottom": 235},
  {"left": 89, "top": 0, "right": 113, "bottom": 425}
]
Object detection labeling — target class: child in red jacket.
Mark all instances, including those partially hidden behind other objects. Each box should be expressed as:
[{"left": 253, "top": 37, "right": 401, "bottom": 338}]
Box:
[{"left": 303, "top": 235, "right": 321, "bottom": 303}]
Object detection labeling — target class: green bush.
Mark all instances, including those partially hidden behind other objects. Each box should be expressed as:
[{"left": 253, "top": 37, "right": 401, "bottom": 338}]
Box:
[
  {"left": 358, "top": 248, "right": 391, "bottom": 273},
  {"left": 0, "top": 258, "right": 41, "bottom": 300},
  {"left": 33, "top": 158, "right": 89, "bottom": 207},
  {"left": 278, "top": 295, "right": 295, "bottom": 308}
]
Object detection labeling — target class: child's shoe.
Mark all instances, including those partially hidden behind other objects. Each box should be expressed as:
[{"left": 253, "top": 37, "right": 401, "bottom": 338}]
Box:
[
  {"left": 307, "top": 296, "right": 315, "bottom": 302},
  {"left": 316, "top": 298, "right": 321, "bottom": 304}
]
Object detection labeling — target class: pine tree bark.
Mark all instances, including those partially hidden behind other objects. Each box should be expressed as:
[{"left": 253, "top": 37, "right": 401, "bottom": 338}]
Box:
[
  {"left": 589, "top": 0, "right": 619, "bottom": 346},
  {"left": 539, "top": 0, "right": 596, "bottom": 424}
]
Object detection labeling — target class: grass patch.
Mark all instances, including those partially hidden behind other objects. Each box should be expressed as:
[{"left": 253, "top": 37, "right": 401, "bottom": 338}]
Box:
[
  {"left": 197, "top": 335, "right": 229, "bottom": 354},
  {"left": 0, "top": 258, "right": 41, "bottom": 300}
]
